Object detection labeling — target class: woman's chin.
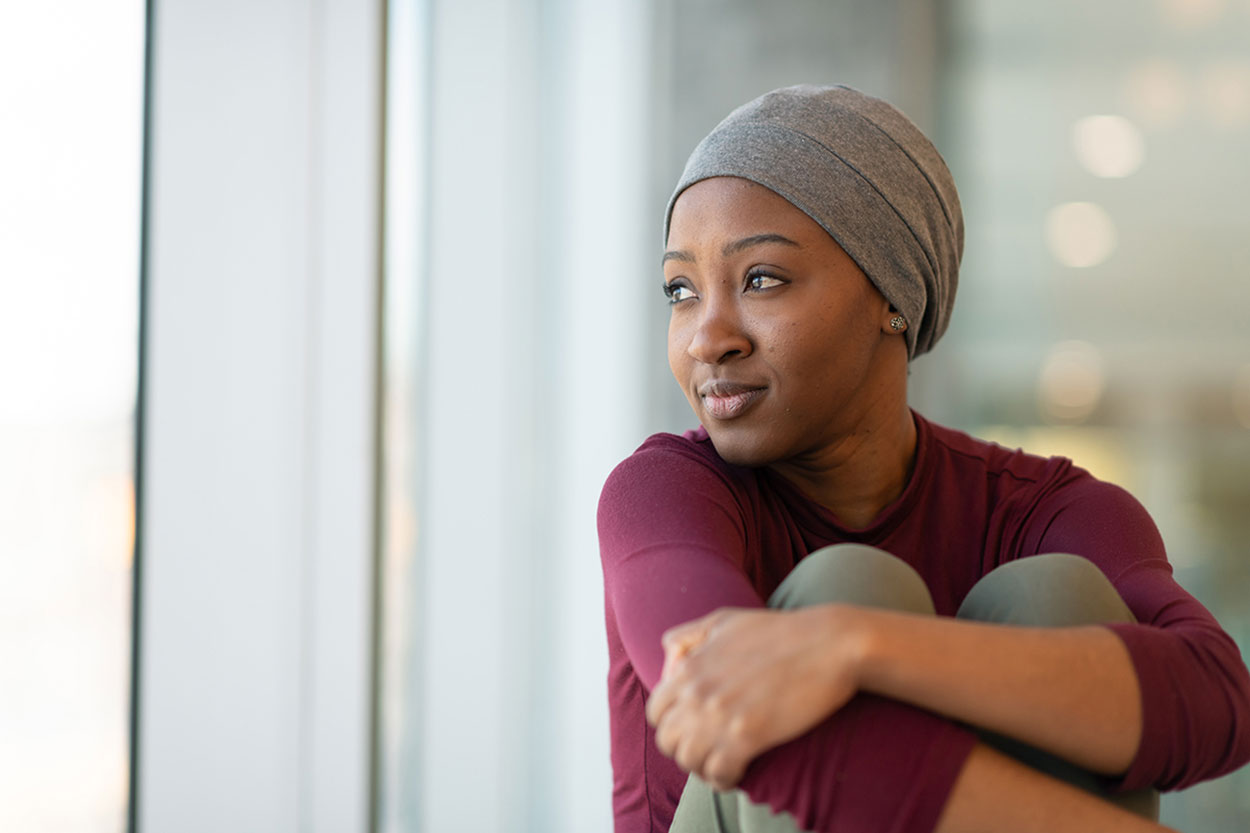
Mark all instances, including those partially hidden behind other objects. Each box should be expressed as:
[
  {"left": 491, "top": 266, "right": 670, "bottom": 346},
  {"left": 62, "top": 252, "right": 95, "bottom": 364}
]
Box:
[{"left": 704, "top": 429, "right": 780, "bottom": 469}]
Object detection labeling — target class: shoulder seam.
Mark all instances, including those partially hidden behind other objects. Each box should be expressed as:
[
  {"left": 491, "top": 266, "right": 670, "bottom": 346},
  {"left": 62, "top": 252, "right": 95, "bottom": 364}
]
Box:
[{"left": 928, "top": 429, "right": 1064, "bottom": 486}]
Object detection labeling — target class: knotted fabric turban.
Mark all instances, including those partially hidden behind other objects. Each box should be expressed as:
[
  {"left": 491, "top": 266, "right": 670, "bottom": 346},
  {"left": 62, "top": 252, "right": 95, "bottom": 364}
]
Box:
[{"left": 664, "top": 85, "right": 964, "bottom": 359}]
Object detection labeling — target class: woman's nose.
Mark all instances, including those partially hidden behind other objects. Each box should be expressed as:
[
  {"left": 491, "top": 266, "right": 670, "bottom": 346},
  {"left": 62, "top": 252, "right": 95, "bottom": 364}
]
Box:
[{"left": 686, "top": 300, "right": 752, "bottom": 364}]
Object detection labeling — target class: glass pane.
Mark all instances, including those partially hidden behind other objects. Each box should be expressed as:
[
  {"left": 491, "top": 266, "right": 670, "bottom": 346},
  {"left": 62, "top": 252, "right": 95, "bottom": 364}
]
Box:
[
  {"left": 652, "top": 2, "right": 1249, "bottom": 829},
  {"left": 0, "top": 3, "right": 147, "bottom": 831},
  {"left": 929, "top": 1, "right": 1250, "bottom": 829}
]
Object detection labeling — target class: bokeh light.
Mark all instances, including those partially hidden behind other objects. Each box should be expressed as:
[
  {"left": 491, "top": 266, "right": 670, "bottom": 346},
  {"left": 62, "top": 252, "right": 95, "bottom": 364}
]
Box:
[
  {"left": 1158, "top": 0, "right": 1227, "bottom": 29},
  {"left": 1199, "top": 60, "right": 1250, "bottom": 129},
  {"left": 1071, "top": 115, "right": 1146, "bottom": 178},
  {"left": 1038, "top": 341, "right": 1107, "bottom": 423},
  {"left": 1124, "top": 60, "right": 1188, "bottom": 127},
  {"left": 1044, "top": 202, "right": 1117, "bottom": 268}
]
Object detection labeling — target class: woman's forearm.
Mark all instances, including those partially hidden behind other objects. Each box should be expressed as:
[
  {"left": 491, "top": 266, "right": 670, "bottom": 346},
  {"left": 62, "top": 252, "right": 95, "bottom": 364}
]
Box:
[
  {"left": 843, "top": 605, "right": 1142, "bottom": 775},
  {"left": 936, "top": 743, "right": 1172, "bottom": 833}
]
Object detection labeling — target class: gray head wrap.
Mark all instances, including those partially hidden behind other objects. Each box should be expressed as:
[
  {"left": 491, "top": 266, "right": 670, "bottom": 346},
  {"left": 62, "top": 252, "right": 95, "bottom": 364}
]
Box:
[{"left": 664, "top": 84, "right": 963, "bottom": 359}]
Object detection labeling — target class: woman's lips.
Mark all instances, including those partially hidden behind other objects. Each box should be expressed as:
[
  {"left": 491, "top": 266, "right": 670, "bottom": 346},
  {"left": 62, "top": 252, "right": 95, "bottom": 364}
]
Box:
[{"left": 700, "top": 384, "right": 766, "bottom": 420}]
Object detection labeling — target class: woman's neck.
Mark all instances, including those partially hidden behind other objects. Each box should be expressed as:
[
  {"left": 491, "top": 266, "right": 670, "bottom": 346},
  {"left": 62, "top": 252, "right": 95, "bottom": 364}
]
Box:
[{"left": 768, "top": 401, "right": 917, "bottom": 529}]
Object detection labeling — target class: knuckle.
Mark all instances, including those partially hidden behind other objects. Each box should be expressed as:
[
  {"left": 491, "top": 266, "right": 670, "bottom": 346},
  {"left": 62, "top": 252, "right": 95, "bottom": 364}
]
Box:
[
  {"left": 704, "top": 754, "right": 740, "bottom": 789},
  {"left": 695, "top": 680, "right": 725, "bottom": 705},
  {"left": 703, "top": 689, "right": 729, "bottom": 716},
  {"left": 687, "top": 677, "right": 714, "bottom": 703},
  {"left": 675, "top": 744, "right": 699, "bottom": 774},
  {"left": 645, "top": 688, "right": 671, "bottom": 724},
  {"left": 654, "top": 721, "right": 679, "bottom": 756},
  {"left": 661, "top": 625, "right": 686, "bottom": 646},
  {"left": 726, "top": 712, "right": 753, "bottom": 743}
]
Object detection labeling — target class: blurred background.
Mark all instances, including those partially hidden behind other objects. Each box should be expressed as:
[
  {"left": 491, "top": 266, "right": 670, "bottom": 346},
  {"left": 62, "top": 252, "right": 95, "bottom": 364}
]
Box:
[{"left": 2, "top": 0, "right": 1248, "bottom": 831}]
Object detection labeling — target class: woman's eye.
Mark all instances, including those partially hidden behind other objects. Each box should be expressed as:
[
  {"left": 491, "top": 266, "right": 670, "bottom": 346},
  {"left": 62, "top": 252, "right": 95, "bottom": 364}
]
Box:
[
  {"left": 746, "top": 272, "right": 784, "bottom": 292},
  {"left": 663, "top": 282, "right": 696, "bottom": 304}
]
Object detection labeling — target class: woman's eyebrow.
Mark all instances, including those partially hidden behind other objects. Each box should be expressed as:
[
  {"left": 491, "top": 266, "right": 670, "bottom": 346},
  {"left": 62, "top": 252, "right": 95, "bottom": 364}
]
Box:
[
  {"left": 662, "top": 233, "right": 801, "bottom": 266},
  {"left": 662, "top": 249, "right": 694, "bottom": 265},
  {"left": 723, "top": 233, "right": 801, "bottom": 256}
]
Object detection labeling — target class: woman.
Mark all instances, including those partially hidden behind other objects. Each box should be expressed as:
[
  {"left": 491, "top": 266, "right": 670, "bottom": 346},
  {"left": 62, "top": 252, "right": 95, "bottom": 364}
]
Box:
[{"left": 597, "top": 85, "right": 1250, "bottom": 833}]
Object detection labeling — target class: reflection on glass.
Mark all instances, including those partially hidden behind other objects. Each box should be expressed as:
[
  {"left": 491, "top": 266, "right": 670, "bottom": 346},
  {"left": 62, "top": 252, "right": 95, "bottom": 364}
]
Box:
[{"left": 0, "top": 2, "right": 146, "bottom": 831}]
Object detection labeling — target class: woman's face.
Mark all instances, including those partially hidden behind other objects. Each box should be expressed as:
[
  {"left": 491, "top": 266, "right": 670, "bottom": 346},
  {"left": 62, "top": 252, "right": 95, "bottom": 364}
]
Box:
[{"left": 664, "top": 176, "right": 905, "bottom": 468}]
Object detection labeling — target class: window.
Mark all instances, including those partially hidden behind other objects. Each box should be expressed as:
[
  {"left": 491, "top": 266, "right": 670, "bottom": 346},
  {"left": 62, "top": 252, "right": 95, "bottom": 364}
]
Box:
[{"left": 0, "top": 3, "right": 147, "bottom": 830}]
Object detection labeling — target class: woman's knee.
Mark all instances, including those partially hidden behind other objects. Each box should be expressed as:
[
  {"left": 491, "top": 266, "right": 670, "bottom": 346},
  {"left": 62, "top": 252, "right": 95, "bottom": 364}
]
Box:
[
  {"left": 957, "top": 553, "right": 1135, "bottom": 626},
  {"left": 768, "top": 543, "right": 935, "bottom": 615}
]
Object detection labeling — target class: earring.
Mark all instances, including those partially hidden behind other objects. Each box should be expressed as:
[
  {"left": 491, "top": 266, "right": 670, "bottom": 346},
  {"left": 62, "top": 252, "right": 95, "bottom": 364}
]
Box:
[{"left": 889, "top": 315, "right": 907, "bottom": 332}]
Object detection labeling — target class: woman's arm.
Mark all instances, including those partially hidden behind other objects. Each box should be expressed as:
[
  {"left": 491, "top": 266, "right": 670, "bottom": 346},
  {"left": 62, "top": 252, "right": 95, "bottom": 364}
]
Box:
[
  {"left": 602, "top": 442, "right": 980, "bottom": 833},
  {"left": 606, "top": 441, "right": 1250, "bottom": 830},
  {"left": 856, "top": 608, "right": 1142, "bottom": 774},
  {"left": 646, "top": 604, "right": 1139, "bottom": 788},
  {"left": 648, "top": 608, "right": 1180, "bottom": 833},
  {"left": 1028, "top": 479, "right": 1250, "bottom": 792},
  {"left": 936, "top": 743, "right": 1176, "bottom": 833},
  {"left": 646, "top": 478, "right": 1250, "bottom": 799}
]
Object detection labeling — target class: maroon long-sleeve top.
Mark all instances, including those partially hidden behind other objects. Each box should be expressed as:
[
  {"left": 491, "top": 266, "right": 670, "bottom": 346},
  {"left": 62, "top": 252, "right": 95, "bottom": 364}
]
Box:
[{"left": 597, "top": 413, "right": 1250, "bottom": 833}]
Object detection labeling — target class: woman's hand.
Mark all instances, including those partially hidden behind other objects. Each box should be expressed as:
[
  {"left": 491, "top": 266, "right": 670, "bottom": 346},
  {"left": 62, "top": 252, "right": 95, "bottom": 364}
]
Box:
[{"left": 644, "top": 605, "right": 865, "bottom": 790}]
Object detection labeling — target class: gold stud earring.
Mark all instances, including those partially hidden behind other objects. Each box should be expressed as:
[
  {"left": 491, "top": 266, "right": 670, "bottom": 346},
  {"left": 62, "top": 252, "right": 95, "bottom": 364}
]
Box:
[{"left": 889, "top": 315, "right": 907, "bottom": 331}]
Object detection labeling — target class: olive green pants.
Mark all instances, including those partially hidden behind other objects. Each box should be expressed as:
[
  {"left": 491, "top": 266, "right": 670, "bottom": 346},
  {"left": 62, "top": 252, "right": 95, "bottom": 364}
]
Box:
[{"left": 669, "top": 544, "right": 1159, "bottom": 833}]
